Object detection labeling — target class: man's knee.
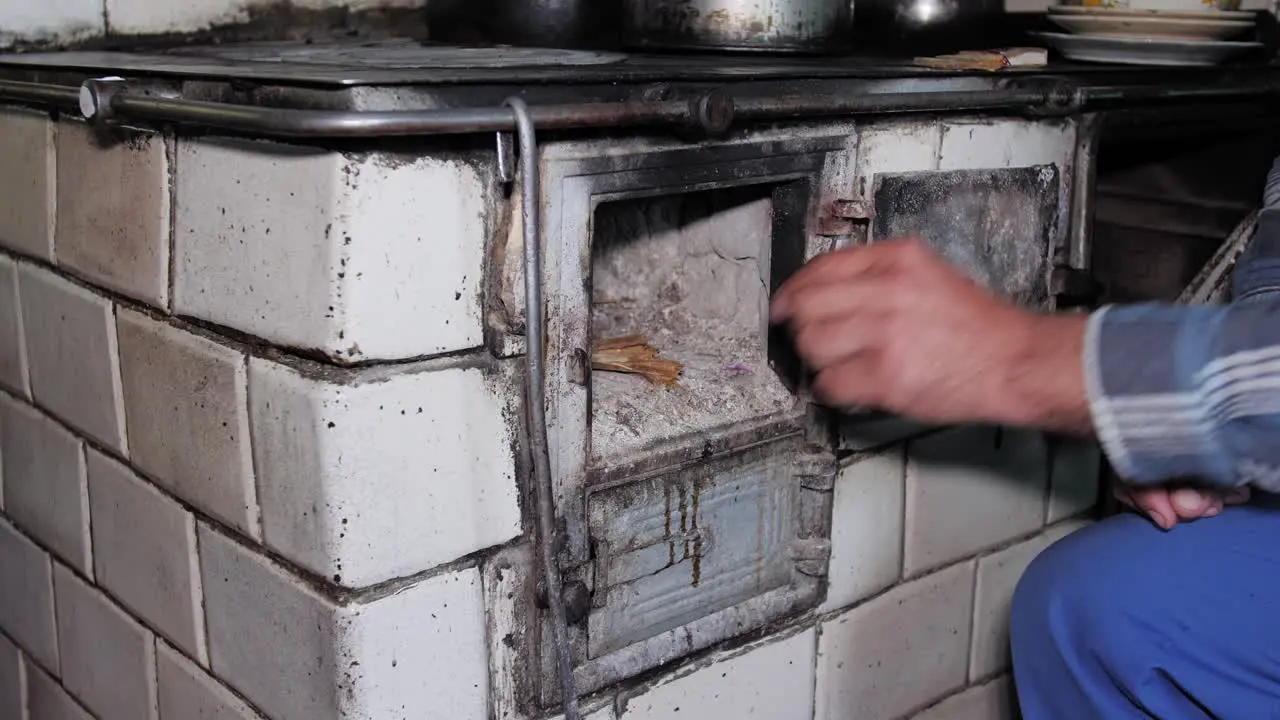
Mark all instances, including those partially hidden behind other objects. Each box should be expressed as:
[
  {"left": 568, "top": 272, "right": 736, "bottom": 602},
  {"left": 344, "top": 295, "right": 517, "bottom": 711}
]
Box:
[
  {"left": 1010, "top": 527, "right": 1088, "bottom": 655},
  {"left": 1010, "top": 521, "right": 1134, "bottom": 666},
  {"left": 1008, "top": 521, "right": 1149, "bottom": 717},
  {"left": 1010, "top": 510, "right": 1280, "bottom": 717}
]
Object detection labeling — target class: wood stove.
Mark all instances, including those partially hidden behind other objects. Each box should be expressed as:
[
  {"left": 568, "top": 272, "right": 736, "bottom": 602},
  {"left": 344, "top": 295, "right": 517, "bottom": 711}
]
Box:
[{"left": 1, "top": 37, "right": 1278, "bottom": 720}]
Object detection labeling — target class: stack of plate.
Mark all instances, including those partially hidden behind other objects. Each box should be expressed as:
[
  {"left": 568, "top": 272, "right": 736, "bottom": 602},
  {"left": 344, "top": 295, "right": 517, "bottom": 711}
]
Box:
[{"left": 1035, "top": 2, "right": 1263, "bottom": 66}]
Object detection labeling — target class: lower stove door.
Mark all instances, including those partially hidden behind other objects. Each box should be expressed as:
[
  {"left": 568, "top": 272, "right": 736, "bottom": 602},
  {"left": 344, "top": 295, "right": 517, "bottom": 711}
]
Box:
[{"left": 537, "top": 431, "right": 834, "bottom": 704}]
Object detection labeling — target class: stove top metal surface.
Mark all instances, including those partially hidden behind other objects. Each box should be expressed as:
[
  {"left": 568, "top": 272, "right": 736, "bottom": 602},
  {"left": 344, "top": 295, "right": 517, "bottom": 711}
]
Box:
[
  {"left": 0, "top": 38, "right": 1245, "bottom": 88},
  {"left": 172, "top": 41, "right": 631, "bottom": 69}
]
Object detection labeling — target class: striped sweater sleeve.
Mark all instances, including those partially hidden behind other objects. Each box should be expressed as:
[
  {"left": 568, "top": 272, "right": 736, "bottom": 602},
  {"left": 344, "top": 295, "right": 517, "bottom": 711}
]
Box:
[{"left": 1085, "top": 209, "right": 1280, "bottom": 491}]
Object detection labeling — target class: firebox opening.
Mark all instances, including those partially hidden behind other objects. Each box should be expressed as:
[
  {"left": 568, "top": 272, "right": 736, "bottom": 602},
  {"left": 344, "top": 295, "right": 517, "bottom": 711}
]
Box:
[{"left": 589, "top": 184, "right": 798, "bottom": 465}]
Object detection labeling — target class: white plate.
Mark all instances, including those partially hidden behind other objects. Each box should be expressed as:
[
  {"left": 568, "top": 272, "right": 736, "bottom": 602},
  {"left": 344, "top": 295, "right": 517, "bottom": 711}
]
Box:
[
  {"left": 1048, "top": 13, "right": 1253, "bottom": 39},
  {"left": 1049, "top": 5, "right": 1255, "bottom": 20},
  {"left": 1034, "top": 31, "right": 1263, "bottom": 65}
]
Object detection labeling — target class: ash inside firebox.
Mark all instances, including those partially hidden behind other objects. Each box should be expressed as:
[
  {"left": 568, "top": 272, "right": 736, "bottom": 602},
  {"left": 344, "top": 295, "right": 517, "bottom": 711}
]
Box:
[{"left": 589, "top": 186, "right": 797, "bottom": 464}]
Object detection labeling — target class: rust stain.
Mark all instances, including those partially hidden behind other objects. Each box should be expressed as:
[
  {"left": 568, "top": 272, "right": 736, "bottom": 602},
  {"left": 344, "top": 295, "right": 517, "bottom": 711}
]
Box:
[
  {"left": 665, "top": 483, "right": 675, "bottom": 567},
  {"left": 679, "top": 485, "right": 689, "bottom": 561},
  {"left": 690, "top": 477, "right": 703, "bottom": 588},
  {"left": 757, "top": 485, "right": 766, "bottom": 587}
]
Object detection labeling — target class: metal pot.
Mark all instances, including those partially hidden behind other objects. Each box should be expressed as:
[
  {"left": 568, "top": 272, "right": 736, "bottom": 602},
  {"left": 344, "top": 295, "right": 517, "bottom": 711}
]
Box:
[
  {"left": 620, "top": 0, "right": 854, "bottom": 53},
  {"left": 852, "top": 0, "right": 1007, "bottom": 55},
  {"left": 426, "top": 0, "right": 623, "bottom": 51}
]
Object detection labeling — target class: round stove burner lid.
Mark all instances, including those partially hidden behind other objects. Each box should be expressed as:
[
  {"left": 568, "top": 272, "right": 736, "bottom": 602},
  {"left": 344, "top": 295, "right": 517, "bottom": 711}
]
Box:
[{"left": 173, "top": 41, "right": 628, "bottom": 69}]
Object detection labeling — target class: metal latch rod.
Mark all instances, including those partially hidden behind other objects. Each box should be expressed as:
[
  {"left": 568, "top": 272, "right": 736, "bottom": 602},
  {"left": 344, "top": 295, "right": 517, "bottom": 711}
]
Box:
[
  {"left": 2, "top": 76, "right": 1278, "bottom": 140},
  {"left": 505, "top": 96, "right": 582, "bottom": 720}
]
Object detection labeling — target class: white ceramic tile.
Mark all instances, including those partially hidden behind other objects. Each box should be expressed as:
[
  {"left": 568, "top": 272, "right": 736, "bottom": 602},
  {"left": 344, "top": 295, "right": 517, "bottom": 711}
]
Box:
[
  {"left": 88, "top": 449, "right": 205, "bottom": 662},
  {"left": 175, "top": 138, "right": 487, "bottom": 362},
  {"left": 116, "top": 310, "right": 258, "bottom": 538},
  {"left": 971, "top": 534, "right": 1056, "bottom": 680},
  {"left": 0, "top": 516, "right": 58, "bottom": 673},
  {"left": 106, "top": 0, "right": 244, "bottom": 35},
  {"left": 939, "top": 120, "right": 1075, "bottom": 171},
  {"left": 0, "top": 108, "right": 55, "bottom": 259},
  {"left": 620, "top": 630, "right": 816, "bottom": 720},
  {"left": 0, "top": 255, "right": 29, "bottom": 397},
  {"left": 0, "top": 395, "right": 91, "bottom": 575},
  {"left": 482, "top": 543, "right": 533, "bottom": 720},
  {"left": 823, "top": 448, "right": 904, "bottom": 612},
  {"left": 816, "top": 561, "right": 975, "bottom": 720},
  {"left": 26, "top": 660, "right": 93, "bottom": 720},
  {"left": 54, "top": 563, "right": 157, "bottom": 720},
  {"left": 157, "top": 641, "right": 265, "bottom": 720},
  {"left": 199, "top": 524, "right": 489, "bottom": 720},
  {"left": 18, "top": 263, "right": 127, "bottom": 452},
  {"left": 855, "top": 121, "right": 942, "bottom": 198},
  {"left": 1047, "top": 437, "right": 1101, "bottom": 524},
  {"left": 0, "top": 632, "right": 24, "bottom": 720},
  {"left": 905, "top": 427, "right": 1048, "bottom": 576},
  {"left": 0, "top": 0, "right": 103, "bottom": 48},
  {"left": 912, "top": 677, "right": 1016, "bottom": 720},
  {"left": 250, "top": 357, "right": 521, "bottom": 587},
  {"left": 55, "top": 121, "right": 171, "bottom": 307}
]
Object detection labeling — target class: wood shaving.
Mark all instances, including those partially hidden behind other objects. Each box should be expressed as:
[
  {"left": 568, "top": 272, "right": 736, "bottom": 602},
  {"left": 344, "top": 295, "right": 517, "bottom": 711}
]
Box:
[
  {"left": 592, "top": 335, "right": 683, "bottom": 387},
  {"left": 914, "top": 47, "right": 1048, "bottom": 72}
]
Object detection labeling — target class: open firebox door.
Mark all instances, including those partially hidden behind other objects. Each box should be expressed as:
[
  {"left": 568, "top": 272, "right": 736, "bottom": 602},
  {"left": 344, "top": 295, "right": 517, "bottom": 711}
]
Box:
[{"left": 488, "top": 125, "right": 857, "bottom": 712}]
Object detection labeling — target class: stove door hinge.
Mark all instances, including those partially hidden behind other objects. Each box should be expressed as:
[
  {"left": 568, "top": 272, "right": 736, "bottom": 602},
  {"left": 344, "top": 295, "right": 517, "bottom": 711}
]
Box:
[
  {"left": 794, "top": 453, "right": 837, "bottom": 492},
  {"left": 815, "top": 198, "right": 873, "bottom": 239},
  {"left": 795, "top": 450, "right": 836, "bottom": 569},
  {"left": 790, "top": 539, "right": 831, "bottom": 578},
  {"left": 1049, "top": 265, "right": 1103, "bottom": 308},
  {"left": 534, "top": 579, "right": 592, "bottom": 626},
  {"left": 496, "top": 130, "right": 517, "bottom": 184}
]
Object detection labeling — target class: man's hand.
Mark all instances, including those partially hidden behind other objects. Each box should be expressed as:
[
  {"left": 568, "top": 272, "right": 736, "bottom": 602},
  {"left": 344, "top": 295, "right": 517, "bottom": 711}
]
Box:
[
  {"left": 770, "top": 238, "right": 1093, "bottom": 434},
  {"left": 1113, "top": 482, "right": 1251, "bottom": 530}
]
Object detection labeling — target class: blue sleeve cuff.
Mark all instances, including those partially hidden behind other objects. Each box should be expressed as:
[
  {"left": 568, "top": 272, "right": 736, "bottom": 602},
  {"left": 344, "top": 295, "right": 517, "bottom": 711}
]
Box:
[
  {"left": 1083, "top": 306, "right": 1137, "bottom": 479},
  {"left": 1083, "top": 303, "right": 1237, "bottom": 487}
]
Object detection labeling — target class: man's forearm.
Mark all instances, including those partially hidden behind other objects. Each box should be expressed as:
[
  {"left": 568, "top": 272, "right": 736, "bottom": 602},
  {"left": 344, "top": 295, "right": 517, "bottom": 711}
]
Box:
[
  {"left": 993, "top": 312, "right": 1094, "bottom": 437},
  {"left": 986, "top": 298, "right": 1280, "bottom": 491}
]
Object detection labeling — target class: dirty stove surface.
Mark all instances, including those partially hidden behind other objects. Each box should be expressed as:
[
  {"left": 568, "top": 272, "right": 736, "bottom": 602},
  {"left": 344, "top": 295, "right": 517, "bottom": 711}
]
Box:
[
  {"left": 2, "top": 38, "right": 1276, "bottom": 87},
  {"left": 4, "top": 39, "right": 1279, "bottom": 112}
]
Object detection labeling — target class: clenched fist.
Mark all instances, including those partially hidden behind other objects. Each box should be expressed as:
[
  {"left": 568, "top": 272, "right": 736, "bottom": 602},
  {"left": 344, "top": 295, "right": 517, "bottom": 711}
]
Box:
[{"left": 770, "top": 238, "right": 1093, "bottom": 434}]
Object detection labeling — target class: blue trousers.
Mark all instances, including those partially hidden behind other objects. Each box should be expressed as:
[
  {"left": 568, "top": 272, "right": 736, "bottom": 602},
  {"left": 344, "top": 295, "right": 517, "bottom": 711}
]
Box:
[{"left": 1010, "top": 495, "right": 1280, "bottom": 719}]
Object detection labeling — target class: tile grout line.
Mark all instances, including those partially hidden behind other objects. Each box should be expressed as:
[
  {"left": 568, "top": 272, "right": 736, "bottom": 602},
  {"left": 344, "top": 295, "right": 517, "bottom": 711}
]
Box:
[
  {"left": 150, "top": 634, "right": 160, "bottom": 720},
  {"left": 808, "top": 622, "right": 821, "bottom": 720},
  {"left": 165, "top": 130, "right": 177, "bottom": 315},
  {"left": 0, "top": 627, "right": 32, "bottom": 720},
  {"left": 189, "top": 511, "right": 212, "bottom": 669},
  {"left": 240, "top": 354, "right": 265, "bottom": 543},
  {"left": 965, "top": 552, "right": 981, "bottom": 686},
  {"left": 76, "top": 442, "right": 94, "bottom": 584}
]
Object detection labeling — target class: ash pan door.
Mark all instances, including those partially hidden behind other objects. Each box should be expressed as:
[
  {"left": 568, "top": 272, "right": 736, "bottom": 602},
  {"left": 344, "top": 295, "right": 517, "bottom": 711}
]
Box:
[{"left": 871, "top": 165, "right": 1061, "bottom": 308}]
